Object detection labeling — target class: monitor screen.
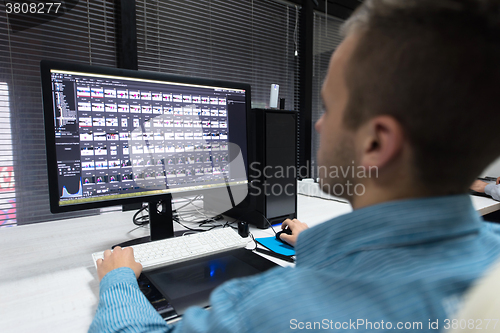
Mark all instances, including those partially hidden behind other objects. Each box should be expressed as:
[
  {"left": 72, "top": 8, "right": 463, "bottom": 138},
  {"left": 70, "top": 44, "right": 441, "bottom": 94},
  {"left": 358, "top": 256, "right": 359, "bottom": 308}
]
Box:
[{"left": 41, "top": 61, "right": 249, "bottom": 213}]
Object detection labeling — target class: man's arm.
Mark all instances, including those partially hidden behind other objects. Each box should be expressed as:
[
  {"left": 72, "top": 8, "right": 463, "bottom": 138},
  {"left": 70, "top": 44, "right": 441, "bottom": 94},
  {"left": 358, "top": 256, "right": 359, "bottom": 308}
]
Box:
[
  {"left": 485, "top": 183, "right": 500, "bottom": 201},
  {"left": 279, "top": 218, "right": 309, "bottom": 246},
  {"left": 89, "top": 222, "right": 304, "bottom": 333},
  {"left": 471, "top": 180, "right": 488, "bottom": 193},
  {"left": 470, "top": 180, "right": 500, "bottom": 201},
  {"left": 89, "top": 267, "right": 171, "bottom": 333},
  {"left": 96, "top": 246, "right": 142, "bottom": 281},
  {"left": 89, "top": 251, "right": 285, "bottom": 333},
  {"left": 90, "top": 247, "right": 170, "bottom": 332}
]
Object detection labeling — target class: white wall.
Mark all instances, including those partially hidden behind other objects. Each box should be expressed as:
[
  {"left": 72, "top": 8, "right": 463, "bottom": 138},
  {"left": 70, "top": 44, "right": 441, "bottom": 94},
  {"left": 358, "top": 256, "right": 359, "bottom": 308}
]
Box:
[{"left": 481, "top": 156, "right": 500, "bottom": 177}]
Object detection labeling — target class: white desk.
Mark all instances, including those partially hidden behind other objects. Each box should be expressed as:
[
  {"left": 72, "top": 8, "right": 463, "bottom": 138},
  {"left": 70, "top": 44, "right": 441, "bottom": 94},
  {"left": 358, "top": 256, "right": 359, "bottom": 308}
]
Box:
[
  {"left": 0, "top": 194, "right": 496, "bottom": 333},
  {"left": 471, "top": 195, "right": 500, "bottom": 216}
]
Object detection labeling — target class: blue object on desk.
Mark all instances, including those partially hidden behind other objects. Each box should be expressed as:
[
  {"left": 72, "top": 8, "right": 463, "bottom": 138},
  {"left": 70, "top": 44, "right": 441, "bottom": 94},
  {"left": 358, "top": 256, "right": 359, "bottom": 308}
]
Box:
[{"left": 255, "top": 236, "right": 296, "bottom": 256}]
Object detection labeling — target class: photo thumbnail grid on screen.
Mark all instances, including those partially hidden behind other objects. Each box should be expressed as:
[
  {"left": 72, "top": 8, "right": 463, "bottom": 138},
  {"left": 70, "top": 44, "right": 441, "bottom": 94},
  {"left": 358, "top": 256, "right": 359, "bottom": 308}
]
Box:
[{"left": 49, "top": 68, "right": 248, "bottom": 207}]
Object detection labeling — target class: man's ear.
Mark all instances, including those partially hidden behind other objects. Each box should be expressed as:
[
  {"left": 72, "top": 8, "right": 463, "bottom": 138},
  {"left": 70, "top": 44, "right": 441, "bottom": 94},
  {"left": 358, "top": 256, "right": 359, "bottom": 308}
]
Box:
[{"left": 358, "top": 115, "right": 405, "bottom": 169}]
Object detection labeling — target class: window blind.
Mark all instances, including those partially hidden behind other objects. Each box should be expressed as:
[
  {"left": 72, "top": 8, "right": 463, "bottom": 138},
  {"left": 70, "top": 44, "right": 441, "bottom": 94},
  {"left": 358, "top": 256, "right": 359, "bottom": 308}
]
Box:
[
  {"left": 136, "top": 0, "right": 300, "bottom": 111},
  {"left": 0, "top": 1, "right": 116, "bottom": 225},
  {"left": 311, "top": 12, "right": 344, "bottom": 178}
]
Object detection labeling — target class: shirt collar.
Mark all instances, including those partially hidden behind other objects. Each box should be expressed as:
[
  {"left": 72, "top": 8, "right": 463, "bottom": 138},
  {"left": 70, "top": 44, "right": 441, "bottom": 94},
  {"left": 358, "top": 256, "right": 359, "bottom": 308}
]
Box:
[{"left": 295, "top": 195, "right": 482, "bottom": 267}]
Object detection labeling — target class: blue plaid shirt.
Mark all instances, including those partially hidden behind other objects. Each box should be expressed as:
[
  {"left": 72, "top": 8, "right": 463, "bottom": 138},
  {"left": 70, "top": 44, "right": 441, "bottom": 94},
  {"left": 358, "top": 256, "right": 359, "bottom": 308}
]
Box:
[{"left": 89, "top": 195, "right": 500, "bottom": 332}]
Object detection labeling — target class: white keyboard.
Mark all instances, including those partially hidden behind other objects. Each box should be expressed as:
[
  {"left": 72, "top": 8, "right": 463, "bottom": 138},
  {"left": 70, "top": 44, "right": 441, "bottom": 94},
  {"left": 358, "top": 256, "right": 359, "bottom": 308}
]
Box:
[{"left": 92, "top": 227, "right": 250, "bottom": 271}]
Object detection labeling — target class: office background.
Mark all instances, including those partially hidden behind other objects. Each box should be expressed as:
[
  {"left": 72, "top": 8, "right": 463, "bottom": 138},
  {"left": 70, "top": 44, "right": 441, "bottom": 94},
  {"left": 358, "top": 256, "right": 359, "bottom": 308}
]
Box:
[{"left": 0, "top": 0, "right": 363, "bottom": 227}]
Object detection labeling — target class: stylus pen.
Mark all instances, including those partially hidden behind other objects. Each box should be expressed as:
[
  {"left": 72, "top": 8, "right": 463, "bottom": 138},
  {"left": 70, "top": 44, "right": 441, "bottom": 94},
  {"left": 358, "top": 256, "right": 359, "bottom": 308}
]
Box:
[{"left": 254, "top": 248, "right": 295, "bottom": 263}]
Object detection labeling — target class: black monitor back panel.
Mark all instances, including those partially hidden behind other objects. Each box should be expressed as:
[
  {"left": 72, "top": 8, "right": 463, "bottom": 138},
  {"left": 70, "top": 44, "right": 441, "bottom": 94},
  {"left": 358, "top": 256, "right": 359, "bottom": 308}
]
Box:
[{"left": 206, "top": 108, "right": 297, "bottom": 228}]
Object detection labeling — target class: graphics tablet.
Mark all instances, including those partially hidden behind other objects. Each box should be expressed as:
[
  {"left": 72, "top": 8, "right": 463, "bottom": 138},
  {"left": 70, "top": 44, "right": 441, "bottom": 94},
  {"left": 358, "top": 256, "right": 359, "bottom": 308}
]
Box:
[{"left": 138, "top": 248, "right": 277, "bottom": 320}]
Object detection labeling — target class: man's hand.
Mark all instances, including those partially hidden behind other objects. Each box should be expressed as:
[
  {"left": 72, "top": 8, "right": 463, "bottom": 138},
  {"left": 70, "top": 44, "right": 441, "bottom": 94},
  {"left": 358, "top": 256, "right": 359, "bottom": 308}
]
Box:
[
  {"left": 279, "top": 218, "right": 309, "bottom": 247},
  {"left": 471, "top": 180, "right": 488, "bottom": 193},
  {"left": 96, "top": 246, "right": 143, "bottom": 282}
]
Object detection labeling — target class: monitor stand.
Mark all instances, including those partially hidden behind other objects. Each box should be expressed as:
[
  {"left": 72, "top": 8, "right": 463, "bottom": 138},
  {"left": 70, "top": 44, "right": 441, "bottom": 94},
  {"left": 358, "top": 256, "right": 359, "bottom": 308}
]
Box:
[{"left": 113, "top": 194, "right": 184, "bottom": 248}]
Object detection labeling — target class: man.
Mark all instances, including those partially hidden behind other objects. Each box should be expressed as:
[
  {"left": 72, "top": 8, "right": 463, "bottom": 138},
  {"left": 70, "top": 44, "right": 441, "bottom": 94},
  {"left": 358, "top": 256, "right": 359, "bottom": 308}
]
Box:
[
  {"left": 90, "top": 0, "right": 500, "bottom": 332},
  {"left": 471, "top": 177, "right": 500, "bottom": 201}
]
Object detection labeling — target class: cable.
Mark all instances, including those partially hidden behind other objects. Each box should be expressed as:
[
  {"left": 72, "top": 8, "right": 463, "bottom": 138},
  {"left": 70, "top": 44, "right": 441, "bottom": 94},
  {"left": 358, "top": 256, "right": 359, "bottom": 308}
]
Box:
[
  {"left": 249, "top": 232, "right": 258, "bottom": 250},
  {"left": 172, "top": 196, "right": 229, "bottom": 232},
  {"left": 173, "top": 195, "right": 202, "bottom": 211},
  {"left": 133, "top": 206, "right": 149, "bottom": 226},
  {"left": 174, "top": 219, "right": 218, "bottom": 232},
  {"left": 130, "top": 196, "right": 287, "bottom": 236},
  {"left": 173, "top": 195, "right": 225, "bottom": 227},
  {"left": 131, "top": 195, "right": 215, "bottom": 228},
  {"left": 266, "top": 218, "right": 278, "bottom": 236},
  {"left": 221, "top": 219, "right": 238, "bottom": 230},
  {"left": 126, "top": 225, "right": 149, "bottom": 235},
  {"left": 259, "top": 211, "right": 278, "bottom": 236}
]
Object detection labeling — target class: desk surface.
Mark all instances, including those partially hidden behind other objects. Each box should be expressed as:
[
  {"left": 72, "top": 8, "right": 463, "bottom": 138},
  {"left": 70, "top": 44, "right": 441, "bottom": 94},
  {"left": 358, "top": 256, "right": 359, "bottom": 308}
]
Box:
[
  {"left": 471, "top": 195, "right": 500, "bottom": 216},
  {"left": 0, "top": 194, "right": 496, "bottom": 333}
]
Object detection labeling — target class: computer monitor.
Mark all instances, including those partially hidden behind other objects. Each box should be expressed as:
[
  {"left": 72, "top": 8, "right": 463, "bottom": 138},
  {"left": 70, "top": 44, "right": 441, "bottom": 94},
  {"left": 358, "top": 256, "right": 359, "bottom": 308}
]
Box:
[{"left": 40, "top": 60, "right": 250, "bottom": 243}]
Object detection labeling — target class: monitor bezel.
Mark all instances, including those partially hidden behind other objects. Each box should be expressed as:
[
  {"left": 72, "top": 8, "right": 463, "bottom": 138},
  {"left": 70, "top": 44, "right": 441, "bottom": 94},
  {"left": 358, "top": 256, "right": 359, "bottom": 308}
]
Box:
[{"left": 40, "top": 60, "right": 251, "bottom": 214}]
